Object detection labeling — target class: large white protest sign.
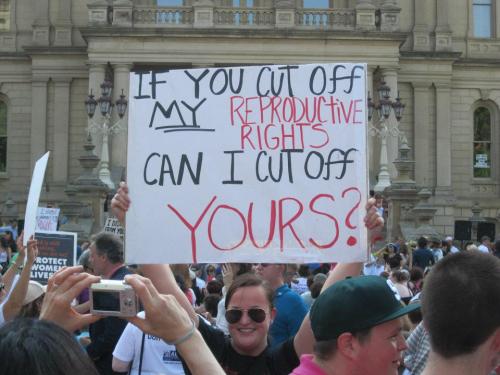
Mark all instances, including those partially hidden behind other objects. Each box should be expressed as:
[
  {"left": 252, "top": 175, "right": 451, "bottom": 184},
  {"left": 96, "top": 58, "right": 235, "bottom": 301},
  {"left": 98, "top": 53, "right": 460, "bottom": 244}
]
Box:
[
  {"left": 36, "top": 207, "right": 60, "bottom": 232},
  {"left": 126, "top": 64, "right": 367, "bottom": 264},
  {"left": 24, "top": 152, "right": 50, "bottom": 246}
]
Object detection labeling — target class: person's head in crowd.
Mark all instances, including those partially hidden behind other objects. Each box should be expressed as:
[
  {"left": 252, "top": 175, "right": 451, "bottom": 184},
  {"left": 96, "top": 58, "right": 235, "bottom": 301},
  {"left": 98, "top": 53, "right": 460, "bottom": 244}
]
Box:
[
  {"left": 410, "top": 266, "right": 424, "bottom": 283},
  {"left": 89, "top": 232, "right": 123, "bottom": 277},
  {"left": 495, "top": 239, "right": 500, "bottom": 254},
  {"left": 171, "top": 264, "right": 194, "bottom": 290},
  {"left": 0, "top": 236, "right": 9, "bottom": 250},
  {"left": 390, "top": 270, "right": 409, "bottom": 284},
  {"left": 77, "top": 248, "right": 93, "bottom": 274},
  {"left": 0, "top": 318, "right": 99, "bottom": 375},
  {"left": 298, "top": 264, "right": 310, "bottom": 278},
  {"left": 224, "top": 273, "right": 275, "bottom": 356},
  {"left": 421, "top": 251, "right": 500, "bottom": 374},
  {"left": 203, "top": 293, "right": 221, "bottom": 318},
  {"left": 206, "top": 279, "right": 223, "bottom": 296},
  {"left": 255, "top": 263, "right": 286, "bottom": 289},
  {"left": 18, "top": 281, "right": 46, "bottom": 319},
  {"left": 417, "top": 236, "right": 428, "bottom": 249},
  {"left": 206, "top": 264, "right": 216, "bottom": 278},
  {"left": 480, "top": 235, "right": 491, "bottom": 247},
  {"left": 310, "top": 280, "right": 325, "bottom": 300},
  {"left": 441, "top": 239, "right": 450, "bottom": 251},
  {"left": 466, "top": 243, "right": 479, "bottom": 252},
  {"left": 430, "top": 238, "right": 441, "bottom": 249},
  {"left": 309, "top": 275, "right": 419, "bottom": 375},
  {"left": 387, "top": 255, "right": 402, "bottom": 271}
]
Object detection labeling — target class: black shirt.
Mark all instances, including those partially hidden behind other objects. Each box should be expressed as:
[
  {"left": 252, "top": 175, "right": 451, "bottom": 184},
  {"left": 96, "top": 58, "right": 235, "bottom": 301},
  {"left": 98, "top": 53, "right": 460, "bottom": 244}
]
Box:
[{"left": 182, "top": 318, "right": 299, "bottom": 375}]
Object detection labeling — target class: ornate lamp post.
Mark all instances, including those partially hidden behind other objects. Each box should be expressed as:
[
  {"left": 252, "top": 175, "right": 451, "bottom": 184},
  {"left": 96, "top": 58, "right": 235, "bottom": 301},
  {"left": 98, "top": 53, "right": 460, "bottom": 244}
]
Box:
[
  {"left": 368, "top": 81, "right": 405, "bottom": 192},
  {"left": 84, "top": 78, "right": 128, "bottom": 189}
]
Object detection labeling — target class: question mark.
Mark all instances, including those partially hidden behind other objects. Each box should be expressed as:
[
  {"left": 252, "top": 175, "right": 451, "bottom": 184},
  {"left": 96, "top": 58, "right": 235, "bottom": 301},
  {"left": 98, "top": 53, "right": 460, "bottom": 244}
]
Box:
[{"left": 341, "top": 187, "right": 361, "bottom": 246}]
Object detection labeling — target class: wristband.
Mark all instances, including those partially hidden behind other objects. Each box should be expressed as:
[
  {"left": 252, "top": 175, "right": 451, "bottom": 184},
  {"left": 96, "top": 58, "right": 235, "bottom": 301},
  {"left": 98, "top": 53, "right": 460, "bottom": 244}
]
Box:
[{"left": 164, "top": 320, "right": 196, "bottom": 346}]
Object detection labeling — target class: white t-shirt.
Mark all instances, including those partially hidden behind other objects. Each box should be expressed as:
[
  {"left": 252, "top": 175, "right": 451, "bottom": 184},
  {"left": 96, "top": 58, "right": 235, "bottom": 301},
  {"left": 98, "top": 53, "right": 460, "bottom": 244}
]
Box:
[
  {"left": 113, "top": 312, "right": 185, "bottom": 375},
  {"left": 478, "top": 244, "right": 490, "bottom": 253},
  {"left": 291, "top": 277, "right": 309, "bottom": 295},
  {"left": 215, "top": 297, "right": 229, "bottom": 335},
  {"left": 450, "top": 245, "right": 460, "bottom": 254}
]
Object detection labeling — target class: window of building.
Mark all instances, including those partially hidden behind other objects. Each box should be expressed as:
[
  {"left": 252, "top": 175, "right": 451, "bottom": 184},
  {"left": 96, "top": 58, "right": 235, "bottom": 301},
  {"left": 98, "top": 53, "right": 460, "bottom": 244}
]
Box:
[
  {"left": 158, "top": 0, "right": 183, "bottom": 5},
  {"left": 473, "top": 107, "right": 492, "bottom": 178},
  {"left": 303, "top": 0, "right": 329, "bottom": 8},
  {"left": 0, "top": 0, "right": 10, "bottom": 31},
  {"left": 473, "top": 0, "right": 493, "bottom": 38},
  {"left": 0, "top": 101, "right": 7, "bottom": 172}
]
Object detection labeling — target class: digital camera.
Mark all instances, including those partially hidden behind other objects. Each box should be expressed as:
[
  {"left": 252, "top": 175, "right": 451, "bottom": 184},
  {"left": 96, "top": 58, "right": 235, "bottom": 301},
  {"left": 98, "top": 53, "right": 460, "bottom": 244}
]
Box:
[{"left": 90, "top": 280, "right": 139, "bottom": 317}]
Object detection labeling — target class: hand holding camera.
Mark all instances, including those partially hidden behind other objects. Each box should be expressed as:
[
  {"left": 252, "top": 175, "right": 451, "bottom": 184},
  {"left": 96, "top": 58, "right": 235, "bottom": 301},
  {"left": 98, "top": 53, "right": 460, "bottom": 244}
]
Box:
[
  {"left": 123, "top": 274, "right": 196, "bottom": 345},
  {"left": 40, "top": 265, "right": 101, "bottom": 332}
]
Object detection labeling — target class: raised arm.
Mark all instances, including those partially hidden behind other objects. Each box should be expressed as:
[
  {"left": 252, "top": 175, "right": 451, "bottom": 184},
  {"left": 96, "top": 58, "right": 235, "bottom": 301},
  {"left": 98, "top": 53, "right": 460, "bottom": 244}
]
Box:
[
  {"left": 1, "top": 235, "right": 26, "bottom": 294},
  {"left": 293, "top": 197, "right": 384, "bottom": 357},
  {"left": 2, "top": 236, "right": 38, "bottom": 321},
  {"left": 111, "top": 182, "right": 199, "bottom": 325}
]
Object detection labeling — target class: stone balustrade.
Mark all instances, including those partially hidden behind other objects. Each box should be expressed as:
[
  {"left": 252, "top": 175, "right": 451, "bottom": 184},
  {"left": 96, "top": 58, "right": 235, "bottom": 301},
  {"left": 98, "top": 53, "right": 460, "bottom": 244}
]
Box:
[{"left": 91, "top": 3, "right": 391, "bottom": 31}]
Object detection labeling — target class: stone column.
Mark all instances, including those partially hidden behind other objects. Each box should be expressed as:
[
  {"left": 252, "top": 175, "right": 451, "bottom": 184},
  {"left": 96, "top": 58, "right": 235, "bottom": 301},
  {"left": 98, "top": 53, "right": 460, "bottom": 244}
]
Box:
[
  {"left": 87, "top": 63, "right": 107, "bottom": 158},
  {"left": 412, "top": 0, "right": 430, "bottom": 51},
  {"left": 53, "top": 78, "right": 72, "bottom": 183},
  {"left": 33, "top": 0, "right": 50, "bottom": 45},
  {"left": 435, "top": 83, "right": 452, "bottom": 190},
  {"left": 111, "top": 63, "right": 132, "bottom": 169},
  {"left": 381, "top": 68, "right": 399, "bottom": 179},
  {"left": 435, "top": 0, "right": 452, "bottom": 51},
  {"left": 367, "top": 66, "right": 379, "bottom": 188},
  {"left": 30, "top": 79, "right": 48, "bottom": 170},
  {"left": 275, "top": 0, "right": 296, "bottom": 28},
  {"left": 54, "top": 0, "right": 72, "bottom": 46},
  {"left": 412, "top": 82, "right": 430, "bottom": 186}
]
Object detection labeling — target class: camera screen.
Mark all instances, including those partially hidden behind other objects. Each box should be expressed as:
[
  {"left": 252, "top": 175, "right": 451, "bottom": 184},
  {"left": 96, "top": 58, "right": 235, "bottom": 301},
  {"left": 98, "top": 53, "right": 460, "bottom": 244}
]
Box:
[{"left": 93, "top": 291, "right": 121, "bottom": 312}]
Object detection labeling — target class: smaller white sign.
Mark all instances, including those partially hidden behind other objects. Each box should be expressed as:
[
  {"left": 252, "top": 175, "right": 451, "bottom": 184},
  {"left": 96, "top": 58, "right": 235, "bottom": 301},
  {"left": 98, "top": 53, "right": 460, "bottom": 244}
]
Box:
[
  {"left": 104, "top": 216, "right": 124, "bottom": 240},
  {"left": 36, "top": 207, "right": 60, "bottom": 232},
  {"left": 474, "top": 154, "right": 489, "bottom": 169},
  {"left": 24, "top": 152, "right": 50, "bottom": 246}
]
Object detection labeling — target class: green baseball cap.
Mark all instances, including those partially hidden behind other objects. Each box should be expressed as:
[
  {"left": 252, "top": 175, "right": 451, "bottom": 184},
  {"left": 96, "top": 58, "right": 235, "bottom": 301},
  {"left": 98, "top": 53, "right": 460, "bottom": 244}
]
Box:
[{"left": 310, "top": 275, "right": 420, "bottom": 341}]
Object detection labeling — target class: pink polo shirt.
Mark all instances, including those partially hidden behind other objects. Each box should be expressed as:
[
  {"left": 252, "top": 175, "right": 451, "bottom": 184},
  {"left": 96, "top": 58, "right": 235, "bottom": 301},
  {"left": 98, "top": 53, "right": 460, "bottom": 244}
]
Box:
[{"left": 290, "top": 355, "right": 329, "bottom": 375}]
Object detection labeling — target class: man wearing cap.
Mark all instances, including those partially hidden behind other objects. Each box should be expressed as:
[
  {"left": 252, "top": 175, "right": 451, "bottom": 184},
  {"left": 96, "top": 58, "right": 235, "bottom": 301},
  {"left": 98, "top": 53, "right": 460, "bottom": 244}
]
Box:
[{"left": 291, "top": 275, "right": 419, "bottom": 375}]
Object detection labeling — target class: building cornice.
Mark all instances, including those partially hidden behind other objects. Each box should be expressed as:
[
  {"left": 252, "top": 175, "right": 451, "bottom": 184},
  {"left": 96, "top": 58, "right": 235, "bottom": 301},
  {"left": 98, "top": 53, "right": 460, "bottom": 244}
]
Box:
[{"left": 79, "top": 26, "right": 409, "bottom": 43}]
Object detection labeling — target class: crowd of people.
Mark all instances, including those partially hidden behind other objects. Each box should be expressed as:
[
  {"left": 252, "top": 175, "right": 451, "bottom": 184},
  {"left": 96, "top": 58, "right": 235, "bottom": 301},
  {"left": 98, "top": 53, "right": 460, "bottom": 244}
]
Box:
[{"left": 0, "top": 182, "right": 498, "bottom": 375}]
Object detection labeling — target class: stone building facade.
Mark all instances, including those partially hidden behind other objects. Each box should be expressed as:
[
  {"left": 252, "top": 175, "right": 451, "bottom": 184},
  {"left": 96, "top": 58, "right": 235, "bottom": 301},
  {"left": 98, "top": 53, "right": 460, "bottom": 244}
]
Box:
[{"left": 0, "top": 0, "right": 499, "bottom": 241}]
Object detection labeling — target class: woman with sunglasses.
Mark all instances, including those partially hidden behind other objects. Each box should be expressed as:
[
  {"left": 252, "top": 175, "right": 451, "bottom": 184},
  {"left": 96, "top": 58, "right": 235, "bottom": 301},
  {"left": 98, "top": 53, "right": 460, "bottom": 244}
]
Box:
[{"left": 111, "top": 182, "right": 384, "bottom": 375}]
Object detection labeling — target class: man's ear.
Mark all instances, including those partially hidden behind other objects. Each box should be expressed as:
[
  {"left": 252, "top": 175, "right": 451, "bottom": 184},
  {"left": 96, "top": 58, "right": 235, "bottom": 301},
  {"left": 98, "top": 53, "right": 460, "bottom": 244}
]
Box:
[{"left": 337, "top": 333, "right": 359, "bottom": 360}]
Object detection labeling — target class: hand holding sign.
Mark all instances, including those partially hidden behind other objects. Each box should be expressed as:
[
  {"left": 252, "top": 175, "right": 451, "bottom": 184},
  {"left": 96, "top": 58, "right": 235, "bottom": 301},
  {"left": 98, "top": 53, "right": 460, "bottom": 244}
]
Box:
[
  {"left": 111, "top": 181, "right": 130, "bottom": 225},
  {"left": 112, "top": 181, "right": 383, "bottom": 255},
  {"left": 40, "top": 265, "right": 101, "bottom": 332}
]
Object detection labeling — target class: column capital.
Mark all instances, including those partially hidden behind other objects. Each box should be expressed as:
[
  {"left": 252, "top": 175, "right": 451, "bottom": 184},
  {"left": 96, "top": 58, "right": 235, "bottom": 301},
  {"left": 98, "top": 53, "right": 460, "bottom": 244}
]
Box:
[
  {"left": 111, "top": 63, "right": 133, "bottom": 73},
  {"left": 52, "top": 76, "right": 73, "bottom": 85},
  {"left": 411, "top": 81, "right": 431, "bottom": 90},
  {"left": 434, "top": 82, "right": 451, "bottom": 91}
]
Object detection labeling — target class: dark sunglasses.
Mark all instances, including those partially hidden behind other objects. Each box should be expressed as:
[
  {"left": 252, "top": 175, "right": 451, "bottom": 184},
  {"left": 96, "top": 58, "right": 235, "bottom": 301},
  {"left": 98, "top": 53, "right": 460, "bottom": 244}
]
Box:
[
  {"left": 225, "top": 308, "right": 267, "bottom": 324},
  {"left": 259, "top": 263, "right": 271, "bottom": 267},
  {"left": 0, "top": 282, "right": 5, "bottom": 292}
]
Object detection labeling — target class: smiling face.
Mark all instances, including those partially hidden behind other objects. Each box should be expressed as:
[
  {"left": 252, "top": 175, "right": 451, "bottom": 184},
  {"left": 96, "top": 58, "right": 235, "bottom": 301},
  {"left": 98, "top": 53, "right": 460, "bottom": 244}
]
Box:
[
  {"left": 226, "top": 285, "right": 275, "bottom": 357},
  {"left": 353, "top": 318, "right": 407, "bottom": 375}
]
